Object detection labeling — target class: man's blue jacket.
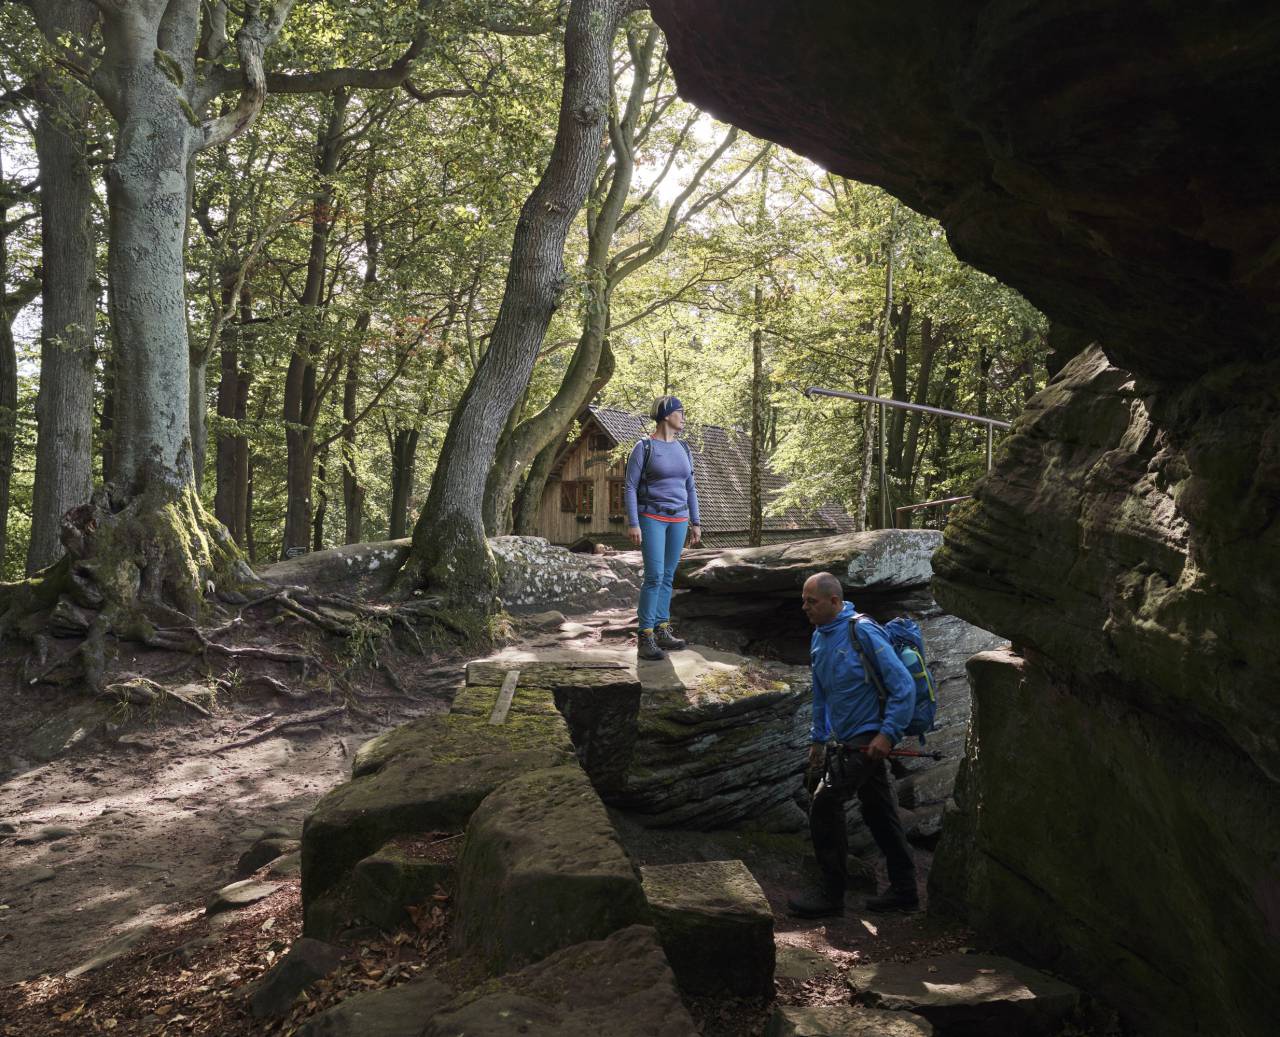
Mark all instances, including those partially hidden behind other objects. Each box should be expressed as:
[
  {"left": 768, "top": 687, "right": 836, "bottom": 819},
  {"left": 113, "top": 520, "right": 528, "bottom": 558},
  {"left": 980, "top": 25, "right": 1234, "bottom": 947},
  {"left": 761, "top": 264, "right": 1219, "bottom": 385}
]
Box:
[{"left": 810, "top": 601, "right": 916, "bottom": 745}]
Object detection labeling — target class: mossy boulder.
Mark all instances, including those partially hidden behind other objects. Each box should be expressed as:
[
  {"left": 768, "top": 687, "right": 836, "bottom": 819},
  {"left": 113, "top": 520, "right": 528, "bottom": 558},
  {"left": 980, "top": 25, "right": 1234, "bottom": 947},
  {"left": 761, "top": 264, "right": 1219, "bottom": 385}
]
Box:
[
  {"left": 303, "top": 714, "right": 575, "bottom": 912},
  {"left": 640, "top": 859, "right": 775, "bottom": 998},
  {"left": 351, "top": 709, "right": 573, "bottom": 779},
  {"left": 425, "top": 925, "right": 697, "bottom": 1037},
  {"left": 453, "top": 765, "right": 647, "bottom": 974},
  {"left": 464, "top": 659, "right": 634, "bottom": 691}
]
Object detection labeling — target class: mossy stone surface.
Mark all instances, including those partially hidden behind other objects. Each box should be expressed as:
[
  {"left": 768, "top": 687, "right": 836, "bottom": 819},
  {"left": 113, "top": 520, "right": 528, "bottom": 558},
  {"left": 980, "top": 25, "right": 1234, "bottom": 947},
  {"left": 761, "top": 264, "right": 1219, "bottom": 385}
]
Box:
[
  {"left": 303, "top": 715, "right": 574, "bottom": 909},
  {"left": 425, "top": 925, "right": 697, "bottom": 1037},
  {"left": 453, "top": 765, "right": 646, "bottom": 974},
  {"left": 640, "top": 859, "right": 775, "bottom": 998},
  {"left": 464, "top": 660, "right": 635, "bottom": 692},
  {"left": 296, "top": 970, "right": 455, "bottom": 1036},
  {"left": 449, "top": 684, "right": 561, "bottom": 720},
  {"left": 351, "top": 710, "right": 572, "bottom": 779}
]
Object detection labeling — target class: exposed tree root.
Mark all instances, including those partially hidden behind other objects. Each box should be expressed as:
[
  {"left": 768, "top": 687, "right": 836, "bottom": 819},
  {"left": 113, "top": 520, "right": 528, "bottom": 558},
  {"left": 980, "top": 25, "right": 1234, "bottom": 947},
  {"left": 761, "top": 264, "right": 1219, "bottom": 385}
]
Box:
[{"left": 209, "top": 704, "right": 347, "bottom": 754}]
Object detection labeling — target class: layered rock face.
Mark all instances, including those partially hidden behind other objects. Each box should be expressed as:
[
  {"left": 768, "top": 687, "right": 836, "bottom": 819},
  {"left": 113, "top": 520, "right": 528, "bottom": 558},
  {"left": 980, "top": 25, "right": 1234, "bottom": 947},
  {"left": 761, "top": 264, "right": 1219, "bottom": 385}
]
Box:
[{"left": 649, "top": 3, "right": 1280, "bottom": 1034}]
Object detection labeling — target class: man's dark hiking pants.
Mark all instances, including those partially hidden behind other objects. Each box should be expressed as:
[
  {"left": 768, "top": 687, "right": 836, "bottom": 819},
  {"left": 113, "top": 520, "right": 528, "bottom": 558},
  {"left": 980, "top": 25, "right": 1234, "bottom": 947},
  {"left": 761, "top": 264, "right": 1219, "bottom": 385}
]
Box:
[{"left": 810, "top": 733, "right": 916, "bottom": 896}]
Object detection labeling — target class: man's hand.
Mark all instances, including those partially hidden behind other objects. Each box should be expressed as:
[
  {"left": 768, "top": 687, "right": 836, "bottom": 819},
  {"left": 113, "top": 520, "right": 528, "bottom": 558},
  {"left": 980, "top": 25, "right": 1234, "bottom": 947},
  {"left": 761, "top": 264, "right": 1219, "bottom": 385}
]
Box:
[
  {"left": 864, "top": 734, "right": 893, "bottom": 761},
  {"left": 807, "top": 743, "right": 825, "bottom": 768},
  {"left": 689, "top": 524, "right": 701, "bottom": 546},
  {"left": 628, "top": 526, "right": 641, "bottom": 546}
]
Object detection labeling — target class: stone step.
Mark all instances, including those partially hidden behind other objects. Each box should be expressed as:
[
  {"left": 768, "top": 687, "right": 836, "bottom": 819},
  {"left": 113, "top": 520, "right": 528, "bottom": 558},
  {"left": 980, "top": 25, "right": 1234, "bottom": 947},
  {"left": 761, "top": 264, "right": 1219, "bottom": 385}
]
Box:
[
  {"left": 847, "top": 953, "right": 1080, "bottom": 1036},
  {"left": 640, "top": 859, "right": 775, "bottom": 998}
]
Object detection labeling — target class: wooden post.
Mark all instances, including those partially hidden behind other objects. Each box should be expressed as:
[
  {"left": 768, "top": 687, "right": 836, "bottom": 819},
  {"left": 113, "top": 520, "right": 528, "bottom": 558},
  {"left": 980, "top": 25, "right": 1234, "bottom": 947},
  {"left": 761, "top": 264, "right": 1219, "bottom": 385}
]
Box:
[{"left": 489, "top": 670, "right": 521, "bottom": 725}]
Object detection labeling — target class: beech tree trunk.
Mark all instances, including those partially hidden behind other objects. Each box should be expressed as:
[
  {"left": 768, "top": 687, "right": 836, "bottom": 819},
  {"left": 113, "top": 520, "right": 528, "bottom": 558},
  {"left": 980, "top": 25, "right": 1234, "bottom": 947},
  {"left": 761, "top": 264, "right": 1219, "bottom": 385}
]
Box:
[
  {"left": 27, "top": 0, "right": 98, "bottom": 574},
  {"left": 399, "top": 0, "right": 634, "bottom": 606},
  {"left": 388, "top": 428, "right": 419, "bottom": 540},
  {"left": 887, "top": 301, "right": 911, "bottom": 473},
  {"left": 903, "top": 316, "right": 941, "bottom": 491},
  {"left": 855, "top": 211, "right": 896, "bottom": 530}
]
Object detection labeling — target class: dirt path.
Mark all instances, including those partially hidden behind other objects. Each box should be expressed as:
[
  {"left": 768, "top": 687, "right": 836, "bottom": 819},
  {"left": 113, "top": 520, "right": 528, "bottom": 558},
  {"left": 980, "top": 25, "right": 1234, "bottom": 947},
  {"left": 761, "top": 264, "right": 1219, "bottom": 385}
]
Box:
[{"left": 0, "top": 650, "right": 461, "bottom": 986}]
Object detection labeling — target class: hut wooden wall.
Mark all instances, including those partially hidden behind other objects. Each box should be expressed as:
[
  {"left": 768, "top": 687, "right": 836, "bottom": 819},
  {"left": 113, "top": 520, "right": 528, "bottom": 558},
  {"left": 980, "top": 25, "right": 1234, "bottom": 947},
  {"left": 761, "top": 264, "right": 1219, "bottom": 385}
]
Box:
[{"left": 536, "top": 434, "right": 627, "bottom": 544}]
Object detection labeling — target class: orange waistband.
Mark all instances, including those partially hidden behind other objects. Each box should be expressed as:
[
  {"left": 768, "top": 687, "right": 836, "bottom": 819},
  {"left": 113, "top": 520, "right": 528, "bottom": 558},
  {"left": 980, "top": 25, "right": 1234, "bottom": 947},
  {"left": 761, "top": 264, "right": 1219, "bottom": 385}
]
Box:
[{"left": 640, "top": 512, "right": 688, "bottom": 524}]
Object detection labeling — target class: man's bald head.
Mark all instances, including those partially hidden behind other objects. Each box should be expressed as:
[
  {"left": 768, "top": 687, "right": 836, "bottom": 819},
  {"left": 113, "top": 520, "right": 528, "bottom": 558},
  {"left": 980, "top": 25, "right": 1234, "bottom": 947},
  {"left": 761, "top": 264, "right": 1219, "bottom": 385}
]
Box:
[{"left": 801, "top": 572, "right": 845, "bottom": 626}]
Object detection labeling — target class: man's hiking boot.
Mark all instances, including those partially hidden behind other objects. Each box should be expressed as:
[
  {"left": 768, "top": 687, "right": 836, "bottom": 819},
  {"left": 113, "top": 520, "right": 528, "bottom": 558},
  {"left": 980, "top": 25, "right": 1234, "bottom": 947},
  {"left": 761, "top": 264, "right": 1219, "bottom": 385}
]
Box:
[
  {"left": 864, "top": 888, "right": 920, "bottom": 913},
  {"left": 637, "top": 630, "right": 666, "bottom": 661},
  {"left": 653, "top": 622, "right": 687, "bottom": 650},
  {"left": 786, "top": 885, "right": 845, "bottom": 919}
]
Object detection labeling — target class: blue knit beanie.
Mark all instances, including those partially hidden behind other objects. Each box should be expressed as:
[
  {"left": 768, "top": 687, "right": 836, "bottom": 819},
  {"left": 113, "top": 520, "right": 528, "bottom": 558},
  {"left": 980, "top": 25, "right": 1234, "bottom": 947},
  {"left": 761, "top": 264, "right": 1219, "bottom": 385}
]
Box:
[{"left": 652, "top": 396, "right": 684, "bottom": 423}]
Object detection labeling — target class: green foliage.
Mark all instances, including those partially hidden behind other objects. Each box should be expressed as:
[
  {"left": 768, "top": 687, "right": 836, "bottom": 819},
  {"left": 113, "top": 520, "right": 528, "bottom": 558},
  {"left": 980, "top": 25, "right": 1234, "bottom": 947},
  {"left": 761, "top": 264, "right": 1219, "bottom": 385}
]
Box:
[{"left": 0, "top": 1, "right": 1048, "bottom": 580}]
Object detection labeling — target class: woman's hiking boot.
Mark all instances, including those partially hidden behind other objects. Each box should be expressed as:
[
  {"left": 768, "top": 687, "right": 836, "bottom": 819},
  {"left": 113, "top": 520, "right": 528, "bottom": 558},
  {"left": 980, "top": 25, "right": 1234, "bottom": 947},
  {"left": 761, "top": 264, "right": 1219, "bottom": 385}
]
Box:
[
  {"left": 637, "top": 629, "right": 666, "bottom": 661},
  {"left": 864, "top": 887, "right": 921, "bottom": 913},
  {"left": 653, "top": 622, "right": 687, "bottom": 650},
  {"left": 786, "top": 883, "right": 845, "bottom": 919}
]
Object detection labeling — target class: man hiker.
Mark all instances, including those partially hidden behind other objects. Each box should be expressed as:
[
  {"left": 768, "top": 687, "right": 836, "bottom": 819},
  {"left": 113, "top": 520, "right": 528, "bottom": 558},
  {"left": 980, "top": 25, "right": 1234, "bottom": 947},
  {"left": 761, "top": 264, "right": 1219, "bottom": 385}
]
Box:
[{"left": 787, "top": 572, "right": 920, "bottom": 918}]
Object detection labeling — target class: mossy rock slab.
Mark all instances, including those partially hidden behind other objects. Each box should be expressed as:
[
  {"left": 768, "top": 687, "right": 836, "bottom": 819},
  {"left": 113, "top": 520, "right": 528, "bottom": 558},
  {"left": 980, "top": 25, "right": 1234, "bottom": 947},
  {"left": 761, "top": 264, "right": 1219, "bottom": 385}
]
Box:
[
  {"left": 465, "top": 659, "right": 635, "bottom": 692},
  {"left": 296, "top": 971, "right": 455, "bottom": 1036},
  {"left": 454, "top": 765, "right": 647, "bottom": 974},
  {"left": 351, "top": 710, "right": 573, "bottom": 779},
  {"left": 350, "top": 835, "right": 459, "bottom": 932},
  {"left": 424, "top": 925, "right": 697, "bottom": 1037},
  {"left": 765, "top": 1005, "right": 934, "bottom": 1036},
  {"left": 848, "top": 953, "right": 1079, "bottom": 1036},
  {"left": 640, "top": 859, "right": 775, "bottom": 998},
  {"left": 449, "top": 684, "right": 562, "bottom": 720},
  {"left": 304, "top": 716, "right": 575, "bottom": 910}
]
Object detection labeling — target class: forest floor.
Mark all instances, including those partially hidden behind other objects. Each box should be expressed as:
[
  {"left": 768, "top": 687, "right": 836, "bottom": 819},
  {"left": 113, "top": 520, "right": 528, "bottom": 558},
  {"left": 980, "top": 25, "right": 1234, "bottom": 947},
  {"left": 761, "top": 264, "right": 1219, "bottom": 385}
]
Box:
[{"left": 0, "top": 603, "right": 982, "bottom": 1037}]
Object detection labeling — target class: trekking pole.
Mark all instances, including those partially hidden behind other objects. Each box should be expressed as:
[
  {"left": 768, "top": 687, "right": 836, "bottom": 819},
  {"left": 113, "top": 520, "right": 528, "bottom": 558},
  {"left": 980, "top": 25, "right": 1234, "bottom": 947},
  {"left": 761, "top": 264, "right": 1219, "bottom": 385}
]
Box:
[{"left": 859, "top": 746, "right": 945, "bottom": 761}]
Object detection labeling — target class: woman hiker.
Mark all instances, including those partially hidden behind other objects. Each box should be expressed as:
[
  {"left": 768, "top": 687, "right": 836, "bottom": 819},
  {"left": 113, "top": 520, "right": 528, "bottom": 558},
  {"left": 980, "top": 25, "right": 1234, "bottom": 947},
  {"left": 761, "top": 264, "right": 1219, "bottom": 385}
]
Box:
[{"left": 624, "top": 395, "right": 702, "bottom": 661}]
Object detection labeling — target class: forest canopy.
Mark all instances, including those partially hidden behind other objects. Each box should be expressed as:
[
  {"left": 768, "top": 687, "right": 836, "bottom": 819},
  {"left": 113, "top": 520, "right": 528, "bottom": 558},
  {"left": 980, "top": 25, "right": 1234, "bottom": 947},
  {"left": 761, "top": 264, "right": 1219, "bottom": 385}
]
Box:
[{"left": 0, "top": 0, "right": 1047, "bottom": 586}]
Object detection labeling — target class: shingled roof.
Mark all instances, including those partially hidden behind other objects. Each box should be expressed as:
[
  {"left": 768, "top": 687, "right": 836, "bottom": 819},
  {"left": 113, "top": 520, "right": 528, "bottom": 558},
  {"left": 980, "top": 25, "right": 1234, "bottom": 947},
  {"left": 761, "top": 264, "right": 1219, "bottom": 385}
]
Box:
[{"left": 584, "top": 406, "right": 856, "bottom": 543}]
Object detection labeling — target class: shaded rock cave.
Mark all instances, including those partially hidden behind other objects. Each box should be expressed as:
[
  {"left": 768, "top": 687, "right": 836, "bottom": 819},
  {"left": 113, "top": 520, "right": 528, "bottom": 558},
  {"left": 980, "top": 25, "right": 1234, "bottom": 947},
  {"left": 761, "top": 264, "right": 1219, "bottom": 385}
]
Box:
[{"left": 648, "top": 2, "right": 1280, "bottom": 1035}]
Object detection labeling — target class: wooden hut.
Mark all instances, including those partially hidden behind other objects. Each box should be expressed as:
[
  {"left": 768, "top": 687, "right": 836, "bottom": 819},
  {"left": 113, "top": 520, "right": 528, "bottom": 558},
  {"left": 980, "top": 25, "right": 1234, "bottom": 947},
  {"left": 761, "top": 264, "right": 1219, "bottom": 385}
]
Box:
[{"left": 534, "top": 407, "right": 856, "bottom": 548}]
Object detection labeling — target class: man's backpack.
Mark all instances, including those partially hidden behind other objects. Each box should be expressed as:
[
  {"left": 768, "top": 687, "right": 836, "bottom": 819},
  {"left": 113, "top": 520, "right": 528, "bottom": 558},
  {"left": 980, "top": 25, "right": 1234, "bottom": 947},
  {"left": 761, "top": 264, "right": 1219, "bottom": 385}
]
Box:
[{"left": 849, "top": 615, "right": 938, "bottom": 743}]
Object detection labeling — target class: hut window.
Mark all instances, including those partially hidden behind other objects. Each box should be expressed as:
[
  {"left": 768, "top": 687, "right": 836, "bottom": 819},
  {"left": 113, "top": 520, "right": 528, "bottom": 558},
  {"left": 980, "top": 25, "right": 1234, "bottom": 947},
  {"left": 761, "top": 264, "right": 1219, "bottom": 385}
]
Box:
[
  {"left": 608, "top": 479, "right": 625, "bottom": 515},
  {"left": 561, "top": 480, "right": 594, "bottom": 515},
  {"left": 590, "top": 433, "right": 611, "bottom": 452}
]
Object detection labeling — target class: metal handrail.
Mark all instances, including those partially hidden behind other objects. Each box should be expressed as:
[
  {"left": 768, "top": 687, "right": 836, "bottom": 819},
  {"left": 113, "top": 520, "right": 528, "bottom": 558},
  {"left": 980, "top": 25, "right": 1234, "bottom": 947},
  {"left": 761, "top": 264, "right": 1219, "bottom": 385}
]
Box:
[
  {"left": 895, "top": 495, "right": 971, "bottom": 528},
  {"left": 803, "top": 387, "right": 1012, "bottom": 429}
]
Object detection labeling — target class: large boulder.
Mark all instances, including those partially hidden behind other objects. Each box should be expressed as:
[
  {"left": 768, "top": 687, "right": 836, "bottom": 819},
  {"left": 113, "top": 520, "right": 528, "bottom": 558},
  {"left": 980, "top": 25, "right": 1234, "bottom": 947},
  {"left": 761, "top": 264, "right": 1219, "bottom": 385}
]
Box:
[
  {"left": 296, "top": 972, "right": 455, "bottom": 1037},
  {"left": 453, "top": 766, "right": 648, "bottom": 974},
  {"left": 490, "top": 536, "right": 641, "bottom": 611},
  {"left": 676, "top": 530, "right": 941, "bottom": 595},
  {"left": 930, "top": 649, "right": 1280, "bottom": 1037},
  {"left": 424, "top": 925, "right": 698, "bottom": 1037},
  {"left": 647, "top": 5, "right": 1280, "bottom": 1034}
]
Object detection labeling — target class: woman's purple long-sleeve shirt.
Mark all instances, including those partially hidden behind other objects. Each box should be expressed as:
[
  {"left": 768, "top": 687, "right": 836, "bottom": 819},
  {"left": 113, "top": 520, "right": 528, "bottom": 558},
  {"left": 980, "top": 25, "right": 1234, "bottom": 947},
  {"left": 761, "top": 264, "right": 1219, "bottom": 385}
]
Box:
[{"left": 623, "top": 437, "right": 701, "bottom": 527}]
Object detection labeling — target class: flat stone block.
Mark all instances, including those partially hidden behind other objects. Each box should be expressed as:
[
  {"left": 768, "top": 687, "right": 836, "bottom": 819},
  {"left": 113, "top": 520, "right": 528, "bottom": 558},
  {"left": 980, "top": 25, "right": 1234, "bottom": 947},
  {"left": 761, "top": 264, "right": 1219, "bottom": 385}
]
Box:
[
  {"left": 350, "top": 835, "right": 458, "bottom": 931},
  {"left": 640, "top": 859, "right": 774, "bottom": 998},
  {"left": 465, "top": 659, "right": 634, "bottom": 691},
  {"left": 206, "top": 879, "right": 278, "bottom": 915},
  {"left": 848, "top": 953, "right": 1080, "bottom": 1036},
  {"left": 454, "top": 765, "right": 647, "bottom": 974},
  {"left": 765, "top": 1005, "right": 934, "bottom": 1036},
  {"left": 304, "top": 714, "right": 575, "bottom": 912},
  {"left": 424, "top": 925, "right": 698, "bottom": 1037}
]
